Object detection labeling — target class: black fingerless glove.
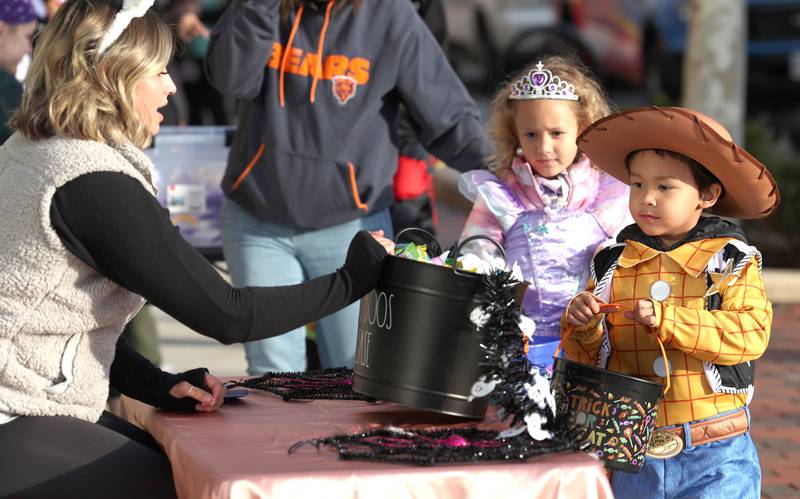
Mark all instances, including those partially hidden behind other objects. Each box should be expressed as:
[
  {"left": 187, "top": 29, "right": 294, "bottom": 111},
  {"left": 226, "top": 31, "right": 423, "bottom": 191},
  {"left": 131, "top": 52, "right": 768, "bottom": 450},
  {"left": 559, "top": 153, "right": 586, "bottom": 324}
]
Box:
[
  {"left": 342, "top": 230, "right": 388, "bottom": 296},
  {"left": 155, "top": 367, "right": 209, "bottom": 412}
]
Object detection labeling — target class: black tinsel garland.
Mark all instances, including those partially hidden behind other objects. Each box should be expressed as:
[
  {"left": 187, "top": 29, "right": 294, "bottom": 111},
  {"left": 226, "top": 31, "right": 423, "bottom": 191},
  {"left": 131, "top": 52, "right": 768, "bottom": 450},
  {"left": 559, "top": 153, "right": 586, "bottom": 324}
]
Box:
[{"left": 471, "top": 268, "right": 581, "bottom": 444}]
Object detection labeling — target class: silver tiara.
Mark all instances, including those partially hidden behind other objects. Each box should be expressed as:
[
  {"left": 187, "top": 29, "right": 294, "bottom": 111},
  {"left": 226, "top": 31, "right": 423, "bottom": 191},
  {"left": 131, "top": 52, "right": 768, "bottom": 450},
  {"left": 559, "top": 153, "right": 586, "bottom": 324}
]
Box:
[{"left": 508, "top": 61, "right": 579, "bottom": 101}]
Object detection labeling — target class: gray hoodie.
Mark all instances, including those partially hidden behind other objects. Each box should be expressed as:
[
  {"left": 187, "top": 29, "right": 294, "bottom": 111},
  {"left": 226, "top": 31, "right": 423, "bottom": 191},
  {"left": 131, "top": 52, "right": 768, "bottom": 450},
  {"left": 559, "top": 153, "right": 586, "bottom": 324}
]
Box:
[{"left": 206, "top": 0, "right": 493, "bottom": 230}]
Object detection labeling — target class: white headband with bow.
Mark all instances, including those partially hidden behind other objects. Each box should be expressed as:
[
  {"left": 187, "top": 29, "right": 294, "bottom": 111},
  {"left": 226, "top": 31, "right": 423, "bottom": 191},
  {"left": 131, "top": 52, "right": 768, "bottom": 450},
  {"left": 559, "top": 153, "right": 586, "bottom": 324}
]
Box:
[{"left": 97, "top": 0, "right": 155, "bottom": 55}]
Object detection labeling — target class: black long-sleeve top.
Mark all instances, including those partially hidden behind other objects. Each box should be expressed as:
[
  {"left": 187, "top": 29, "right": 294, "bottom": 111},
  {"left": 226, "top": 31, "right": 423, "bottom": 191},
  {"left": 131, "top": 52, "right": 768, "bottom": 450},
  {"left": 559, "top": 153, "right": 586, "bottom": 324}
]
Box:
[{"left": 50, "top": 172, "right": 386, "bottom": 409}]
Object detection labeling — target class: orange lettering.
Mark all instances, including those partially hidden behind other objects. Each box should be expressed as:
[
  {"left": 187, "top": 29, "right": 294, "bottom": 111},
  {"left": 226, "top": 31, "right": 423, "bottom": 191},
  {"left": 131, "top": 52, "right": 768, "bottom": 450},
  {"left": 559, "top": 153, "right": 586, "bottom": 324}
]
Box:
[
  {"left": 267, "top": 42, "right": 282, "bottom": 68},
  {"left": 348, "top": 57, "right": 370, "bottom": 85},
  {"left": 324, "top": 55, "right": 349, "bottom": 79},
  {"left": 287, "top": 47, "right": 304, "bottom": 73},
  {"left": 268, "top": 47, "right": 371, "bottom": 86},
  {"left": 303, "top": 52, "right": 321, "bottom": 78}
]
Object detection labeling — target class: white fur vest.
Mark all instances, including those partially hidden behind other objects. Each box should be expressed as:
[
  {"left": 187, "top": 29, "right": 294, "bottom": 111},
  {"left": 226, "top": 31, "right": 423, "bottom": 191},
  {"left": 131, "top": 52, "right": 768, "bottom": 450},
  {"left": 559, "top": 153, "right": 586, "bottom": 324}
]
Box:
[{"left": 0, "top": 133, "right": 157, "bottom": 422}]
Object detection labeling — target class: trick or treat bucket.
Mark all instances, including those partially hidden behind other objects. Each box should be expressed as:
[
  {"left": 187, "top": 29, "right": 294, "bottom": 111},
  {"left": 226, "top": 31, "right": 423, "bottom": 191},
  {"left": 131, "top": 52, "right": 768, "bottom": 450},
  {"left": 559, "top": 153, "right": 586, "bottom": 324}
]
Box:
[
  {"left": 353, "top": 232, "right": 504, "bottom": 419},
  {"left": 552, "top": 357, "right": 662, "bottom": 472}
]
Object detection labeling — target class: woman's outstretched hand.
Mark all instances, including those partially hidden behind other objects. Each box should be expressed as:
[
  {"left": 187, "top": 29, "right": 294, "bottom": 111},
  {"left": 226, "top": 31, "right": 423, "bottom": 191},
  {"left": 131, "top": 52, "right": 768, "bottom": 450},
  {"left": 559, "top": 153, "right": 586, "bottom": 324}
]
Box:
[
  {"left": 168, "top": 372, "right": 225, "bottom": 412},
  {"left": 368, "top": 230, "right": 395, "bottom": 254}
]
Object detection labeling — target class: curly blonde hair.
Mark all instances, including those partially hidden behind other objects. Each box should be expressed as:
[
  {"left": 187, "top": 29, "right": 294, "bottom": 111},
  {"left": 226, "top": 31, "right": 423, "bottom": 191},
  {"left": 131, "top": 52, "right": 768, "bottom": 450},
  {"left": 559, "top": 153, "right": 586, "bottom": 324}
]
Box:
[
  {"left": 489, "top": 55, "right": 612, "bottom": 179},
  {"left": 11, "top": 0, "right": 174, "bottom": 149}
]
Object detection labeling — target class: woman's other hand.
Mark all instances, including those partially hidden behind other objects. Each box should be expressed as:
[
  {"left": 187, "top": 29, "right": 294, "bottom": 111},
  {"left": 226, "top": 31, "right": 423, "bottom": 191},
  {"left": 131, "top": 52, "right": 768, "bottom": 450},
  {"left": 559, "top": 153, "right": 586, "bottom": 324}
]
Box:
[{"left": 168, "top": 372, "right": 224, "bottom": 412}]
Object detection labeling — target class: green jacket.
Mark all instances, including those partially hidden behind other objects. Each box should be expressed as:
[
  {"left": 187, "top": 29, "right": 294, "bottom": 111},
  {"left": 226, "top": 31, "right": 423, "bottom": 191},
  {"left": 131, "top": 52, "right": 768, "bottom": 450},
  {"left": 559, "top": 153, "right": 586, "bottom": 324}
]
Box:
[{"left": 0, "top": 70, "right": 23, "bottom": 145}]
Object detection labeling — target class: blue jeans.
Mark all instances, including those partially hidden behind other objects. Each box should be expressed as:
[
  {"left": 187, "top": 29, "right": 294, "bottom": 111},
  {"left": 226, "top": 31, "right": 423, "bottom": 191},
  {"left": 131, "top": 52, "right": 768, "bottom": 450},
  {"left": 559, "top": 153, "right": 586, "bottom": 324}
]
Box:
[
  {"left": 221, "top": 199, "right": 393, "bottom": 375},
  {"left": 611, "top": 408, "right": 761, "bottom": 499}
]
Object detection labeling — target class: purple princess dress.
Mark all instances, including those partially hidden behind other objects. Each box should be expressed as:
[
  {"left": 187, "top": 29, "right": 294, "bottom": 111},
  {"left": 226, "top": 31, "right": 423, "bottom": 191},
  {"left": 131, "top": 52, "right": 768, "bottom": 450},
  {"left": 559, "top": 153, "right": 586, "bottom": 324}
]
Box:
[{"left": 459, "top": 154, "right": 632, "bottom": 368}]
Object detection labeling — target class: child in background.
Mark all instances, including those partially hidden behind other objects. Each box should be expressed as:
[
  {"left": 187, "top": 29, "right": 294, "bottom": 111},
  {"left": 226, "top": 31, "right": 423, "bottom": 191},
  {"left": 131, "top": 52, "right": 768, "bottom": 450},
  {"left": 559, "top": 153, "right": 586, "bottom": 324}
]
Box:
[
  {"left": 459, "top": 56, "right": 632, "bottom": 368},
  {"left": 0, "top": 0, "right": 36, "bottom": 144},
  {"left": 562, "top": 107, "right": 778, "bottom": 498}
]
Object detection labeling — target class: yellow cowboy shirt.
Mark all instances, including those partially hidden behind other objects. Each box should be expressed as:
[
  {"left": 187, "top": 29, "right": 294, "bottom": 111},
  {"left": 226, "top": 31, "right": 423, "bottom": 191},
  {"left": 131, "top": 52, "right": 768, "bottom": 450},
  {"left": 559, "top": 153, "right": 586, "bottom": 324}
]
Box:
[{"left": 560, "top": 236, "right": 772, "bottom": 427}]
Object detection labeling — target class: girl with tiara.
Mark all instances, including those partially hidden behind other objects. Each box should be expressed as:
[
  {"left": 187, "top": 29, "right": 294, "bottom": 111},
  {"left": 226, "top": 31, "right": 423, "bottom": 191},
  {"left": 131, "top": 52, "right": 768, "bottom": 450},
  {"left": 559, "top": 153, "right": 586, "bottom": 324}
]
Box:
[{"left": 459, "top": 55, "right": 632, "bottom": 369}]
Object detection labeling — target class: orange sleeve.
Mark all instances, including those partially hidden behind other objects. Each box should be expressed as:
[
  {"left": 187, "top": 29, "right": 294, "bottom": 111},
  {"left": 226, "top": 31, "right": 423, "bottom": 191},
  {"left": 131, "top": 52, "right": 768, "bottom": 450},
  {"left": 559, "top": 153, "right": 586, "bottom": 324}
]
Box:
[{"left": 654, "top": 258, "right": 772, "bottom": 365}]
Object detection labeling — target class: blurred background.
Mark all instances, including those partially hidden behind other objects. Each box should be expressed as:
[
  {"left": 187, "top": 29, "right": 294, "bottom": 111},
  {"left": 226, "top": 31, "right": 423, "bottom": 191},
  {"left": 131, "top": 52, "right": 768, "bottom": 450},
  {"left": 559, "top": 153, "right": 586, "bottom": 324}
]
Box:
[
  {"left": 102, "top": 0, "right": 799, "bottom": 267},
  {"left": 439, "top": 0, "right": 800, "bottom": 267}
]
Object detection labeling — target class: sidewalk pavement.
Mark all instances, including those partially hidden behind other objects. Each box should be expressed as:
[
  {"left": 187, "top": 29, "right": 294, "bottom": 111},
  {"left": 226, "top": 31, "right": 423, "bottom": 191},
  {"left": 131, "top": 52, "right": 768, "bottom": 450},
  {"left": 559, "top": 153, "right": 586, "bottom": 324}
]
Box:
[{"left": 751, "top": 301, "right": 800, "bottom": 499}]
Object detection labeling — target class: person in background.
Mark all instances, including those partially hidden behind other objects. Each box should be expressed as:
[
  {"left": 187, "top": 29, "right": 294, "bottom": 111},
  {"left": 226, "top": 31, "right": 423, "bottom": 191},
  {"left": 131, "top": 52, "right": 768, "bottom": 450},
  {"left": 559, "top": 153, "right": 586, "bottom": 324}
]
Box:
[
  {"left": 389, "top": 0, "right": 448, "bottom": 236},
  {"left": 205, "top": 0, "right": 493, "bottom": 375},
  {"left": 562, "top": 107, "right": 777, "bottom": 498},
  {"left": 0, "top": 0, "right": 392, "bottom": 496},
  {"left": 0, "top": 0, "right": 36, "bottom": 144},
  {"left": 458, "top": 55, "right": 632, "bottom": 370},
  {"left": 43, "top": 0, "right": 63, "bottom": 18},
  {"left": 156, "top": 0, "right": 231, "bottom": 126}
]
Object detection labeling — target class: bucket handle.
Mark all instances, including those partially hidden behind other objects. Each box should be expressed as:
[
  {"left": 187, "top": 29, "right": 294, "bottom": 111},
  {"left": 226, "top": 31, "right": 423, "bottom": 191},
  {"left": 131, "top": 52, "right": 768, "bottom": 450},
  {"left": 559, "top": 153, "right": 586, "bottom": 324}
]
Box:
[
  {"left": 450, "top": 235, "right": 507, "bottom": 277},
  {"left": 450, "top": 234, "right": 507, "bottom": 262},
  {"left": 555, "top": 301, "right": 671, "bottom": 396},
  {"left": 393, "top": 227, "right": 444, "bottom": 257},
  {"left": 394, "top": 227, "right": 438, "bottom": 245}
]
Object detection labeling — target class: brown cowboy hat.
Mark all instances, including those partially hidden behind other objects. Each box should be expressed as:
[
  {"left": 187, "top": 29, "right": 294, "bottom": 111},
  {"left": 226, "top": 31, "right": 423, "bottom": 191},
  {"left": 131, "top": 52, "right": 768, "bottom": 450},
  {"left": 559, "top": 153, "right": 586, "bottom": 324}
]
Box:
[{"left": 578, "top": 106, "right": 779, "bottom": 219}]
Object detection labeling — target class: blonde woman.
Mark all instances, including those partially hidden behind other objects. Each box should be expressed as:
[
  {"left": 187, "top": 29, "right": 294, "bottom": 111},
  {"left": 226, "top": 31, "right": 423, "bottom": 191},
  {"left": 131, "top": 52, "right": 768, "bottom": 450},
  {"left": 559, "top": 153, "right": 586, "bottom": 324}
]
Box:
[{"left": 0, "top": 1, "right": 391, "bottom": 496}]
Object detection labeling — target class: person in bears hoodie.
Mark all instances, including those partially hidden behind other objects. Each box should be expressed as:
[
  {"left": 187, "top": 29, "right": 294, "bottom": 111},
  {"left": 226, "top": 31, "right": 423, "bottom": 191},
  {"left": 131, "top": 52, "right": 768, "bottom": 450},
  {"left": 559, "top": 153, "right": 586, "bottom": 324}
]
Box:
[
  {"left": 205, "top": 0, "right": 494, "bottom": 375},
  {"left": 561, "top": 107, "right": 780, "bottom": 498}
]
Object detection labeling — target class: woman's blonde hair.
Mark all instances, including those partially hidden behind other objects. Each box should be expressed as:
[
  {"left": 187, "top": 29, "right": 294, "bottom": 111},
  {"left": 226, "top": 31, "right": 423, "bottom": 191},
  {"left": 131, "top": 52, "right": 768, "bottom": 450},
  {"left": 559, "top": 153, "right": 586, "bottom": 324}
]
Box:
[
  {"left": 489, "top": 55, "right": 612, "bottom": 179},
  {"left": 11, "top": 0, "right": 174, "bottom": 149}
]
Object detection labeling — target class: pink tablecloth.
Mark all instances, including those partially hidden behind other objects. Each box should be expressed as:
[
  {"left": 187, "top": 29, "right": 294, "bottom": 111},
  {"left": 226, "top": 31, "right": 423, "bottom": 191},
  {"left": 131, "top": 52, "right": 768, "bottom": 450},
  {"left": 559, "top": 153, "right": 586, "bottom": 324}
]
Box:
[{"left": 120, "top": 390, "right": 613, "bottom": 499}]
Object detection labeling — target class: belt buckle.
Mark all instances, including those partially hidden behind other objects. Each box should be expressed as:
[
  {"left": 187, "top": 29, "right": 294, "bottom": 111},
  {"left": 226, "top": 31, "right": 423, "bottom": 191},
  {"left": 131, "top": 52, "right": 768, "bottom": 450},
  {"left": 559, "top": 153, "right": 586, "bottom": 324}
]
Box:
[{"left": 646, "top": 430, "right": 684, "bottom": 459}]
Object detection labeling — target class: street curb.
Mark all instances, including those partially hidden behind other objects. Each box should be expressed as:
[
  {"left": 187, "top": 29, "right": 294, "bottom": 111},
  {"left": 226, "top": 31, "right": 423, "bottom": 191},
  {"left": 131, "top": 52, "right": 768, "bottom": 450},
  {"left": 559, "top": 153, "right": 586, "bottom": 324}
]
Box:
[{"left": 762, "top": 269, "right": 800, "bottom": 304}]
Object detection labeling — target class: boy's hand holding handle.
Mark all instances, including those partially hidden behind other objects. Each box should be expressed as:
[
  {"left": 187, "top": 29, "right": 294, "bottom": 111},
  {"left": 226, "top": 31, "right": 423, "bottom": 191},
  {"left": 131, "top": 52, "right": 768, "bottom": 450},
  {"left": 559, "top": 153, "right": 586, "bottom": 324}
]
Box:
[{"left": 566, "top": 292, "right": 621, "bottom": 326}]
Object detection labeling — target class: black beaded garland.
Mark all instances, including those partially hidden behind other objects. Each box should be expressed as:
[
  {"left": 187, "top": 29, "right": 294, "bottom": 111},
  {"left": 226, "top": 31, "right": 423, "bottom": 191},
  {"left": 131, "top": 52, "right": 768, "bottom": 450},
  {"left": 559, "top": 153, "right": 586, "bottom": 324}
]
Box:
[
  {"left": 226, "top": 367, "right": 374, "bottom": 402},
  {"left": 289, "top": 427, "right": 576, "bottom": 466}
]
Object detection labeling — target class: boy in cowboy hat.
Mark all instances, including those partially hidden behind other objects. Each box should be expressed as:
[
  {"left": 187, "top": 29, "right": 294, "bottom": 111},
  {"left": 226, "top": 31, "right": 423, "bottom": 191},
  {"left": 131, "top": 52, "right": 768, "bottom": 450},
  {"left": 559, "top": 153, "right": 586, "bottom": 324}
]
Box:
[{"left": 561, "top": 106, "right": 779, "bottom": 498}]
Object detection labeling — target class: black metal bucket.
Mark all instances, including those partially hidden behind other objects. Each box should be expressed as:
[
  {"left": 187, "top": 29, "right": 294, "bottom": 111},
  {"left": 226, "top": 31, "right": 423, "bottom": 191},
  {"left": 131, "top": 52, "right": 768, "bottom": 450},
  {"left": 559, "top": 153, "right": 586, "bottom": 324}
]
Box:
[
  {"left": 352, "top": 232, "right": 504, "bottom": 418},
  {"left": 552, "top": 357, "right": 662, "bottom": 472}
]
